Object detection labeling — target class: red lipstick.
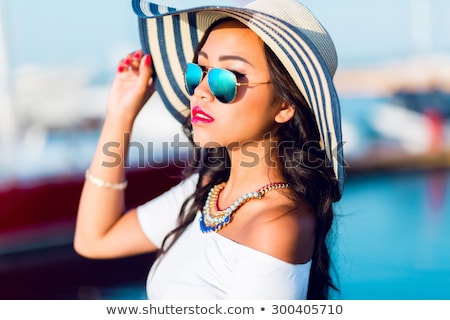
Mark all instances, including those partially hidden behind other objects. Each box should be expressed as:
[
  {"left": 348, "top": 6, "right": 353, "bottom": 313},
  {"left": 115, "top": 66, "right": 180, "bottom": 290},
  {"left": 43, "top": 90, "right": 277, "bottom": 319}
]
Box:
[{"left": 191, "top": 106, "right": 215, "bottom": 124}]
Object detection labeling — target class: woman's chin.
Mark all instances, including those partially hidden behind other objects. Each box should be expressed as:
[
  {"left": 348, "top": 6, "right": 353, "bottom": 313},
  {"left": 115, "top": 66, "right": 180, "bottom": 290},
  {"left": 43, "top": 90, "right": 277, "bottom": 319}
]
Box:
[{"left": 192, "top": 132, "right": 223, "bottom": 149}]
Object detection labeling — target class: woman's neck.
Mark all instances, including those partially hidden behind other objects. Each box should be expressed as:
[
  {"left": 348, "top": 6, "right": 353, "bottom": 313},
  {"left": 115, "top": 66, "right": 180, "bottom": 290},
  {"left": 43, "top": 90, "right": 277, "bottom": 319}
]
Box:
[{"left": 221, "top": 137, "right": 286, "bottom": 200}]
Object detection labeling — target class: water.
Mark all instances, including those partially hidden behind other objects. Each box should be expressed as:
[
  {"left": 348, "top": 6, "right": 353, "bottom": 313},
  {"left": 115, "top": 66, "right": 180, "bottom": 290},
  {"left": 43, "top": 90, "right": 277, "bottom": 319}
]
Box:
[{"left": 333, "top": 170, "right": 450, "bottom": 299}]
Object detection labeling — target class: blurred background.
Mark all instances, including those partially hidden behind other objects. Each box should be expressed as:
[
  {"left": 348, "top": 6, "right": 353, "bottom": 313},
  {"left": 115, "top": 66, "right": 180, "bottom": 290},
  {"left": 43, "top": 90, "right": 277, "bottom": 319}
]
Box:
[{"left": 0, "top": 0, "right": 449, "bottom": 299}]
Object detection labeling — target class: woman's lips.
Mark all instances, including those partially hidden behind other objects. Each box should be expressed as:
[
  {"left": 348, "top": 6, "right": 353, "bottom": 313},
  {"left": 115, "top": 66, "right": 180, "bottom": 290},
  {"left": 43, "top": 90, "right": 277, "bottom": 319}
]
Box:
[{"left": 191, "top": 106, "right": 215, "bottom": 124}]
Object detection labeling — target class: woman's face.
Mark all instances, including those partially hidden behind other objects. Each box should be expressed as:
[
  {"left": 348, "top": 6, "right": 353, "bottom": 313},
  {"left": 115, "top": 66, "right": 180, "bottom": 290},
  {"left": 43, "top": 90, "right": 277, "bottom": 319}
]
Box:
[{"left": 190, "top": 20, "right": 284, "bottom": 149}]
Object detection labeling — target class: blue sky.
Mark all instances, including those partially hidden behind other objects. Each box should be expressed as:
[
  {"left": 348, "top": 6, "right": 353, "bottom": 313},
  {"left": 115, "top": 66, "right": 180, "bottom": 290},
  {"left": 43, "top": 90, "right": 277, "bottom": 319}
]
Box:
[{"left": 2, "top": 0, "right": 450, "bottom": 76}]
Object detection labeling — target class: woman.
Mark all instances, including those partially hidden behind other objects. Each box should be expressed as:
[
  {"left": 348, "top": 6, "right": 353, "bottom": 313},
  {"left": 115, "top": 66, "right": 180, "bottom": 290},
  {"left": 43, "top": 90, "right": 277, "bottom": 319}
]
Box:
[{"left": 75, "top": 0, "right": 345, "bottom": 299}]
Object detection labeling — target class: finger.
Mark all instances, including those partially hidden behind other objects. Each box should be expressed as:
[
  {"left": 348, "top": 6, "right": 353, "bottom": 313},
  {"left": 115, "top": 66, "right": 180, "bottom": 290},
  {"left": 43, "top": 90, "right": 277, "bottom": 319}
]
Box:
[
  {"left": 129, "top": 50, "right": 143, "bottom": 70},
  {"left": 117, "top": 50, "right": 143, "bottom": 73},
  {"left": 137, "top": 54, "right": 153, "bottom": 87},
  {"left": 117, "top": 60, "right": 127, "bottom": 73},
  {"left": 132, "top": 50, "right": 143, "bottom": 60},
  {"left": 117, "top": 57, "right": 132, "bottom": 73}
]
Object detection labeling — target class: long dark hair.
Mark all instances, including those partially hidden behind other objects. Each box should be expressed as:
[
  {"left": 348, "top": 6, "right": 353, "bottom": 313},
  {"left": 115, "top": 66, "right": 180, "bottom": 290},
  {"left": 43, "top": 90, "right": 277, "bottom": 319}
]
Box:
[{"left": 157, "top": 18, "right": 341, "bottom": 299}]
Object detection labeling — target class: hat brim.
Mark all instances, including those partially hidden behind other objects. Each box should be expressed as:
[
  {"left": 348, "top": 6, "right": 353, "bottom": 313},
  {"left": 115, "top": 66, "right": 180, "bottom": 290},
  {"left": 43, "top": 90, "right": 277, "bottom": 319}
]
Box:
[{"left": 132, "top": 0, "right": 344, "bottom": 196}]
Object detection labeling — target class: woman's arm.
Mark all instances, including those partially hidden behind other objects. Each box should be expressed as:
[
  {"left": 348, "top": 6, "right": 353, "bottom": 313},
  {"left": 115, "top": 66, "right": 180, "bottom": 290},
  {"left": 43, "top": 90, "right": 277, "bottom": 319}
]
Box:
[{"left": 74, "top": 51, "right": 158, "bottom": 258}]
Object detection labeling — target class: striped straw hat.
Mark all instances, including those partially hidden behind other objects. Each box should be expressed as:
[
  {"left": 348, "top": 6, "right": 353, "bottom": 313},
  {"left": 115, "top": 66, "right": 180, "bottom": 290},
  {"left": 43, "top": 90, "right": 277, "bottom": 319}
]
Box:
[{"left": 132, "top": 0, "right": 345, "bottom": 196}]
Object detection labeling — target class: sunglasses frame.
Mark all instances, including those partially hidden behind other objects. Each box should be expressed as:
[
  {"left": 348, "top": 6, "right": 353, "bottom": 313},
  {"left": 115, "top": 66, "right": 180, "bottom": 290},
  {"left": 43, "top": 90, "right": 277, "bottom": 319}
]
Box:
[{"left": 183, "top": 62, "right": 271, "bottom": 103}]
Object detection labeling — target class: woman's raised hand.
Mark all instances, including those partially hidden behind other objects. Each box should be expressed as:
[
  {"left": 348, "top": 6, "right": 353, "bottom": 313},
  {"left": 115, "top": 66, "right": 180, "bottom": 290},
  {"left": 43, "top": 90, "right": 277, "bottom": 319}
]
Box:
[
  {"left": 106, "top": 49, "right": 155, "bottom": 121},
  {"left": 74, "top": 50, "right": 158, "bottom": 259}
]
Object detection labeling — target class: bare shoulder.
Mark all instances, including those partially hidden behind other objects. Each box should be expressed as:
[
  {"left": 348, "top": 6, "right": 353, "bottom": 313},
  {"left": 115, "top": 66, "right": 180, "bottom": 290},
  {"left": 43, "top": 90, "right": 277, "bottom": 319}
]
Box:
[{"left": 232, "top": 193, "right": 316, "bottom": 264}]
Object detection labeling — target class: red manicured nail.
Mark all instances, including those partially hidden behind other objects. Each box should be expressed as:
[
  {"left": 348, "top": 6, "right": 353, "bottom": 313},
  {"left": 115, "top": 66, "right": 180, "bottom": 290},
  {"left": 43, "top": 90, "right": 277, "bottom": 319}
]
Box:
[
  {"left": 117, "top": 65, "right": 124, "bottom": 73},
  {"left": 124, "top": 59, "right": 131, "bottom": 65},
  {"left": 133, "top": 51, "right": 141, "bottom": 59},
  {"left": 145, "top": 55, "right": 152, "bottom": 66}
]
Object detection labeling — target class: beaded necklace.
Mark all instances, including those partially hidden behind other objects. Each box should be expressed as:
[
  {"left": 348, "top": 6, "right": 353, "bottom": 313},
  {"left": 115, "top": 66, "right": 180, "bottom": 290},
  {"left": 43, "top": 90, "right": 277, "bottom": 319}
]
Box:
[{"left": 199, "top": 181, "right": 290, "bottom": 233}]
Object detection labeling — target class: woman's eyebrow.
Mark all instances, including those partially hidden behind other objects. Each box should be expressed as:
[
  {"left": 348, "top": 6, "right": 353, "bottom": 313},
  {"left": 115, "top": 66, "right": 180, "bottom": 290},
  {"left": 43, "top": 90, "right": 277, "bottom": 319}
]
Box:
[
  {"left": 198, "top": 51, "right": 254, "bottom": 66},
  {"left": 219, "top": 55, "right": 254, "bottom": 66}
]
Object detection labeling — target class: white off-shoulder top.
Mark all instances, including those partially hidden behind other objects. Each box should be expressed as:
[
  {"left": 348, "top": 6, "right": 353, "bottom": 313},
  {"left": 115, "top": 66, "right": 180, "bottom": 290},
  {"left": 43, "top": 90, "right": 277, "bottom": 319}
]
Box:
[{"left": 137, "top": 174, "right": 311, "bottom": 299}]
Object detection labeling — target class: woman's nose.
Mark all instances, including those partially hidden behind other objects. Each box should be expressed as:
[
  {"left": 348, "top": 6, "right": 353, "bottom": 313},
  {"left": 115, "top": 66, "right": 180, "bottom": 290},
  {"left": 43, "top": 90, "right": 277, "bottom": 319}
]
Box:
[{"left": 194, "top": 76, "right": 214, "bottom": 102}]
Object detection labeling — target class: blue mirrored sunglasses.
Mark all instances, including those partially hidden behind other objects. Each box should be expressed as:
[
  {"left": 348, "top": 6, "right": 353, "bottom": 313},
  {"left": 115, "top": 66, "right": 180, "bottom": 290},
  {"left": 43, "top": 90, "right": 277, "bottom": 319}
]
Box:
[{"left": 183, "top": 63, "right": 270, "bottom": 104}]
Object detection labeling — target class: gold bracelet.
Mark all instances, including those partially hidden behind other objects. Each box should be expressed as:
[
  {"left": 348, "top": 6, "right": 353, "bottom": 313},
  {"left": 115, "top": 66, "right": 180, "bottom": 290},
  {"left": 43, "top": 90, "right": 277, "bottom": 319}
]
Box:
[{"left": 85, "top": 170, "right": 128, "bottom": 190}]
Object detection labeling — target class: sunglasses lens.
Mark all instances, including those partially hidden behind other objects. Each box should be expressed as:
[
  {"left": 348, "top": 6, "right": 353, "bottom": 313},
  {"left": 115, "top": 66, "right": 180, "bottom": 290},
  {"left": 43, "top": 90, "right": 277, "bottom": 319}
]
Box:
[
  {"left": 184, "top": 64, "right": 237, "bottom": 103},
  {"left": 208, "top": 68, "right": 237, "bottom": 103},
  {"left": 184, "top": 63, "right": 203, "bottom": 95}
]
